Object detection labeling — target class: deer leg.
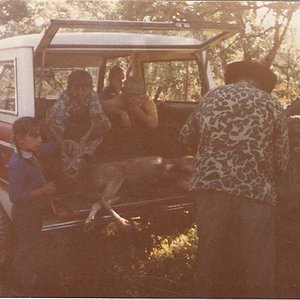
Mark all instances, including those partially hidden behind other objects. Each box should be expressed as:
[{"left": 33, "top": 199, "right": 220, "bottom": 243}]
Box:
[
  {"left": 85, "top": 177, "right": 126, "bottom": 225},
  {"left": 85, "top": 194, "right": 120, "bottom": 224},
  {"left": 85, "top": 202, "right": 102, "bottom": 224},
  {"left": 100, "top": 178, "right": 131, "bottom": 228},
  {"left": 99, "top": 198, "right": 130, "bottom": 228}
]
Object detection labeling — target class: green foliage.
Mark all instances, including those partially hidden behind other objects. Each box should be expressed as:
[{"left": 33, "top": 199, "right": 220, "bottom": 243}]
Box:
[
  {"left": 0, "top": 0, "right": 28, "bottom": 23},
  {"left": 132, "top": 228, "right": 198, "bottom": 297},
  {"left": 144, "top": 60, "right": 202, "bottom": 102},
  {"left": 92, "top": 223, "right": 198, "bottom": 297},
  {"left": 140, "top": 226, "right": 198, "bottom": 282},
  {"left": 111, "top": 1, "right": 300, "bottom": 103},
  {"left": 1, "top": 0, "right": 300, "bottom": 103},
  {"left": 0, "top": 60, "right": 16, "bottom": 112}
]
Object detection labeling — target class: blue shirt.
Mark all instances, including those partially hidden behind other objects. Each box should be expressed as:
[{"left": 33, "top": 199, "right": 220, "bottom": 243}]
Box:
[{"left": 8, "top": 143, "right": 59, "bottom": 204}]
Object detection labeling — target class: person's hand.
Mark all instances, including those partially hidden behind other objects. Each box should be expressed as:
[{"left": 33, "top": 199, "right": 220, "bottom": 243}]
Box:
[
  {"left": 125, "top": 95, "right": 145, "bottom": 107},
  {"left": 64, "top": 140, "right": 82, "bottom": 157},
  {"left": 120, "top": 111, "right": 131, "bottom": 128},
  {"left": 128, "top": 104, "right": 141, "bottom": 114},
  {"left": 40, "top": 181, "right": 56, "bottom": 197}
]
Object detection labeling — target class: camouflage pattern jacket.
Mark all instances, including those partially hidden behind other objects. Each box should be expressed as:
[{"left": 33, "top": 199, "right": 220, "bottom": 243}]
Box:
[{"left": 179, "top": 81, "right": 289, "bottom": 205}]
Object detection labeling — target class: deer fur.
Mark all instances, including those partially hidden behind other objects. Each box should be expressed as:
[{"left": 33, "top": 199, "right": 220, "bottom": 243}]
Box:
[
  {"left": 83, "top": 155, "right": 195, "bottom": 228},
  {"left": 45, "top": 123, "right": 195, "bottom": 229}
]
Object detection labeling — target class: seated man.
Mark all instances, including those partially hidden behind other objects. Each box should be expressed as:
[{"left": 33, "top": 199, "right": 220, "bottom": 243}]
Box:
[
  {"left": 102, "top": 75, "right": 158, "bottom": 129},
  {"left": 46, "top": 69, "right": 111, "bottom": 158},
  {"left": 101, "top": 76, "right": 159, "bottom": 158},
  {"left": 101, "top": 65, "right": 125, "bottom": 100}
]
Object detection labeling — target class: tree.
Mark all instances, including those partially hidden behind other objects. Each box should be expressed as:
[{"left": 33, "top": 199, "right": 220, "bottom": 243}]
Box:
[
  {"left": 1, "top": 0, "right": 299, "bottom": 102},
  {"left": 111, "top": 1, "right": 300, "bottom": 102},
  {"left": 0, "top": 0, "right": 29, "bottom": 37},
  {"left": 0, "top": 0, "right": 28, "bottom": 23},
  {"left": 0, "top": 0, "right": 116, "bottom": 36}
]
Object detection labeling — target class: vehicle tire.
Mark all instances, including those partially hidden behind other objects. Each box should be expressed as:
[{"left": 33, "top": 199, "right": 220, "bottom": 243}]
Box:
[{"left": 0, "top": 205, "right": 14, "bottom": 272}]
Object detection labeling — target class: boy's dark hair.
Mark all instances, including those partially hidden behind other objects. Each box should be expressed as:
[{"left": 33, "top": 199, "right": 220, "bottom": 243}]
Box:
[{"left": 12, "top": 116, "right": 40, "bottom": 147}]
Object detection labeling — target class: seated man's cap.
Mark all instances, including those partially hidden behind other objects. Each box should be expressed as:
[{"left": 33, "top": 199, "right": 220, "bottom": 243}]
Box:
[
  {"left": 123, "top": 76, "right": 146, "bottom": 96},
  {"left": 67, "top": 70, "right": 93, "bottom": 87},
  {"left": 224, "top": 60, "right": 277, "bottom": 93}
]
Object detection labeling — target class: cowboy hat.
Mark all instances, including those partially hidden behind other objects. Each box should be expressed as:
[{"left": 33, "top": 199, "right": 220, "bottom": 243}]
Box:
[{"left": 224, "top": 60, "right": 277, "bottom": 93}]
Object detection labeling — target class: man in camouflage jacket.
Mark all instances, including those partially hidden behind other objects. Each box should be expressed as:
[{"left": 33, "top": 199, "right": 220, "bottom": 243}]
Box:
[{"left": 179, "top": 60, "right": 289, "bottom": 298}]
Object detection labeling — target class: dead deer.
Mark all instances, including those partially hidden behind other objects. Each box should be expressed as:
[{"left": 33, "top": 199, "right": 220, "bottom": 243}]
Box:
[
  {"left": 83, "top": 155, "right": 195, "bottom": 229},
  {"left": 46, "top": 123, "right": 195, "bottom": 230},
  {"left": 61, "top": 151, "right": 195, "bottom": 230}
]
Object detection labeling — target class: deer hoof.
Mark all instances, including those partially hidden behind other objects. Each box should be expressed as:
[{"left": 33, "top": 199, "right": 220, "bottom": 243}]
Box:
[
  {"left": 84, "top": 219, "right": 95, "bottom": 231},
  {"left": 117, "top": 218, "right": 134, "bottom": 232}
]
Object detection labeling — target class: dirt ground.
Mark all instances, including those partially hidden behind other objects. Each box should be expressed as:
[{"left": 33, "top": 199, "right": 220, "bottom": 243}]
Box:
[
  {"left": 1, "top": 214, "right": 300, "bottom": 298},
  {"left": 0, "top": 210, "right": 195, "bottom": 298}
]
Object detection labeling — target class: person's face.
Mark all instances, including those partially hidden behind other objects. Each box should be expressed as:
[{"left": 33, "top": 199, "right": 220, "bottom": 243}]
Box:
[
  {"left": 111, "top": 71, "right": 125, "bottom": 91},
  {"left": 68, "top": 84, "right": 92, "bottom": 102},
  {"left": 18, "top": 133, "right": 42, "bottom": 152}
]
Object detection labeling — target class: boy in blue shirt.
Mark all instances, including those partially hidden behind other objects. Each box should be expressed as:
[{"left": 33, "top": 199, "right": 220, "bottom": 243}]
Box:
[{"left": 9, "top": 116, "right": 57, "bottom": 294}]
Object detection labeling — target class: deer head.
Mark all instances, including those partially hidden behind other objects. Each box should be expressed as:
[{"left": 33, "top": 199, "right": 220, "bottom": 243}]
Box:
[
  {"left": 47, "top": 121, "right": 101, "bottom": 185},
  {"left": 60, "top": 139, "right": 101, "bottom": 184},
  {"left": 163, "top": 156, "right": 195, "bottom": 190}
]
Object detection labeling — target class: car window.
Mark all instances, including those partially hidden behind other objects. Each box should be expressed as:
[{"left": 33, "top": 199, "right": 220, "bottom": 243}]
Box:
[
  {"left": 0, "top": 59, "right": 17, "bottom": 114},
  {"left": 144, "top": 60, "right": 202, "bottom": 102},
  {"left": 35, "top": 67, "right": 99, "bottom": 99}
]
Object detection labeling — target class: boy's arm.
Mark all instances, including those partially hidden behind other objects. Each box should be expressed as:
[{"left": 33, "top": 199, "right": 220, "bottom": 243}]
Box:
[
  {"left": 9, "top": 160, "right": 56, "bottom": 203},
  {"left": 30, "top": 182, "right": 56, "bottom": 199}
]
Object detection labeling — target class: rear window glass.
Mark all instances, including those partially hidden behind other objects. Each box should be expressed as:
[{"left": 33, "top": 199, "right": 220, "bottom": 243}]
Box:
[
  {"left": 0, "top": 59, "right": 17, "bottom": 114},
  {"left": 35, "top": 67, "right": 99, "bottom": 99},
  {"left": 144, "top": 60, "right": 202, "bottom": 102}
]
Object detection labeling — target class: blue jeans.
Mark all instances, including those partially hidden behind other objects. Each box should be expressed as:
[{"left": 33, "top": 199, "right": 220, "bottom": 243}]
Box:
[{"left": 195, "top": 189, "right": 276, "bottom": 298}]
